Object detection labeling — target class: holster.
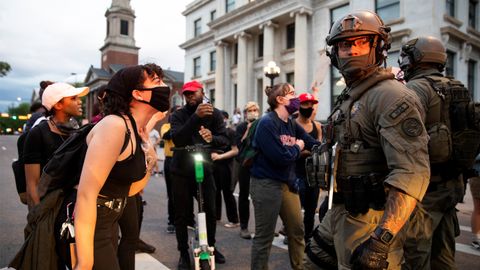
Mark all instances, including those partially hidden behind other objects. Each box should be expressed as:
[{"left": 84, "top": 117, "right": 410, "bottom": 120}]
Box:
[{"left": 337, "top": 173, "right": 386, "bottom": 215}]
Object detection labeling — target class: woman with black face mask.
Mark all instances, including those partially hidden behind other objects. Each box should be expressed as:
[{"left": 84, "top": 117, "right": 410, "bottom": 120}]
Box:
[{"left": 295, "top": 93, "right": 323, "bottom": 243}]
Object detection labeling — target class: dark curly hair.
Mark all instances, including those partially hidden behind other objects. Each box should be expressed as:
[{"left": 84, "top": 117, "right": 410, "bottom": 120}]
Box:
[{"left": 102, "top": 63, "right": 164, "bottom": 116}]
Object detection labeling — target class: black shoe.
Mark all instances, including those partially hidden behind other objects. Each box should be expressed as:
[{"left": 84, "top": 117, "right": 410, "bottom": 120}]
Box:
[
  {"left": 214, "top": 248, "right": 226, "bottom": 264},
  {"left": 166, "top": 224, "right": 176, "bottom": 234},
  {"left": 178, "top": 250, "right": 191, "bottom": 270},
  {"left": 136, "top": 239, "right": 156, "bottom": 254}
]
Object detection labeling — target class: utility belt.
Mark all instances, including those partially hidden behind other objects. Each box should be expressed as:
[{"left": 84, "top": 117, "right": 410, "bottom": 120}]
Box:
[
  {"left": 335, "top": 173, "right": 387, "bottom": 215},
  {"left": 97, "top": 195, "right": 127, "bottom": 213}
]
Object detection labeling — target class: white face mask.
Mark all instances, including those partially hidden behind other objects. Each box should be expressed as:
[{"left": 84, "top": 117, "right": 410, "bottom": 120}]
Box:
[{"left": 246, "top": 111, "right": 259, "bottom": 122}]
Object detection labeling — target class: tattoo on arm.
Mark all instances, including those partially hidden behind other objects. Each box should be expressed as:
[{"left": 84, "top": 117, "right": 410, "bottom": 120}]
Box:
[{"left": 379, "top": 188, "right": 417, "bottom": 234}]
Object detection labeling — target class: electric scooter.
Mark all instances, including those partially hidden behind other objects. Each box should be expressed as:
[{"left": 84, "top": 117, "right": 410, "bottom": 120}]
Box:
[{"left": 172, "top": 144, "right": 215, "bottom": 270}]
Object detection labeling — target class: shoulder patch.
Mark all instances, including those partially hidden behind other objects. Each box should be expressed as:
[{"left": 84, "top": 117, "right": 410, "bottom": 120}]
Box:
[
  {"left": 351, "top": 101, "right": 361, "bottom": 118},
  {"left": 402, "top": 118, "right": 423, "bottom": 137},
  {"left": 389, "top": 102, "right": 409, "bottom": 119}
]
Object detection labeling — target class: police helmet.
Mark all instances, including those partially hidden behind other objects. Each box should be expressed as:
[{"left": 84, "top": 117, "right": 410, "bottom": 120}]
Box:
[
  {"left": 326, "top": 10, "right": 391, "bottom": 67},
  {"left": 399, "top": 36, "right": 447, "bottom": 71}
]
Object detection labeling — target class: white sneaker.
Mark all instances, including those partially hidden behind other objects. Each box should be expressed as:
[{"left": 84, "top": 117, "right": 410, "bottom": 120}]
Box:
[
  {"left": 224, "top": 222, "right": 240, "bottom": 228},
  {"left": 472, "top": 239, "right": 480, "bottom": 249}
]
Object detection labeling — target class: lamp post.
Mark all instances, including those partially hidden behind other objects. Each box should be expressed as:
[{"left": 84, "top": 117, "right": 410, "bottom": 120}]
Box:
[{"left": 263, "top": 61, "right": 280, "bottom": 87}]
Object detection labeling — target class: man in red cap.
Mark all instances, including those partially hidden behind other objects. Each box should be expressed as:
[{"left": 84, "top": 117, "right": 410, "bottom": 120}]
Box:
[
  {"left": 170, "top": 80, "right": 229, "bottom": 269},
  {"left": 295, "top": 93, "right": 323, "bottom": 243}
]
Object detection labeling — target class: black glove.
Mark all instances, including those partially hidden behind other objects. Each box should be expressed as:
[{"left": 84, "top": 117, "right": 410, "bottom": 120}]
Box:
[{"left": 350, "top": 236, "right": 389, "bottom": 270}]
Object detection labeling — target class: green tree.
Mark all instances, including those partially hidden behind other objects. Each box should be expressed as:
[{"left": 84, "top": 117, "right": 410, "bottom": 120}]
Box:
[
  {"left": 8, "top": 102, "right": 30, "bottom": 115},
  {"left": 0, "top": 61, "right": 12, "bottom": 77}
]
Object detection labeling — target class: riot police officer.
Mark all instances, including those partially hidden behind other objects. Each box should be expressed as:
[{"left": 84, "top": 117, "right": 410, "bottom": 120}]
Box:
[
  {"left": 304, "top": 11, "right": 430, "bottom": 269},
  {"left": 399, "top": 36, "right": 468, "bottom": 270}
]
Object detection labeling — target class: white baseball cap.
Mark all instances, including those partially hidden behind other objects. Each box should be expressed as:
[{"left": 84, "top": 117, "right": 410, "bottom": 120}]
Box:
[{"left": 42, "top": 82, "right": 89, "bottom": 110}]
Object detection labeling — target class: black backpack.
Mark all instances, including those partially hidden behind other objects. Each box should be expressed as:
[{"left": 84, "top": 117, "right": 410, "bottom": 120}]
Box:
[
  {"left": 236, "top": 119, "right": 260, "bottom": 168},
  {"left": 12, "top": 132, "right": 28, "bottom": 196},
  {"left": 37, "top": 123, "right": 95, "bottom": 198},
  {"left": 425, "top": 75, "right": 480, "bottom": 171}
]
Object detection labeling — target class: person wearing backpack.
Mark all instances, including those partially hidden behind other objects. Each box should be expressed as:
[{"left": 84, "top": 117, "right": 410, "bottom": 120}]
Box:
[
  {"left": 235, "top": 101, "right": 260, "bottom": 239},
  {"left": 73, "top": 64, "right": 170, "bottom": 270},
  {"left": 399, "top": 36, "right": 478, "bottom": 270},
  {"left": 250, "top": 83, "right": 319, "bottom": 270},
  {"left": 23, "top": 82, "right": 88, "bottom": 210}
]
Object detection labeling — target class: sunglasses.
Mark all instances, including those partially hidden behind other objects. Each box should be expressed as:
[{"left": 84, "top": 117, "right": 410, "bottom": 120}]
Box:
[{"left": 337, "top": 36, "right": 371, "bottom": 51}]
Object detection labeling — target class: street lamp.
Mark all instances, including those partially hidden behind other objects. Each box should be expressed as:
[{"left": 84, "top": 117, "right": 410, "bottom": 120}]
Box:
[{"left": 263, "top": 61, "right": 280, "bottom": 87}]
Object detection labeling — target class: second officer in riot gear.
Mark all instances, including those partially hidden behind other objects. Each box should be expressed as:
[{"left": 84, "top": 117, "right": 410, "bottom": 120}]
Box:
[
  {"left": 304, "top": 11, "right": 430, "bottom": 270},
  {"left": 399, "top": 36, "right": 476, "bottom": 270}
]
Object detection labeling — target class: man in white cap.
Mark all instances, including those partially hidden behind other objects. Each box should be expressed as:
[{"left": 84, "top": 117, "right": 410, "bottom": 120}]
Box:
[{"left": 23, "top": 82, "right": 88, "bottom": 209}]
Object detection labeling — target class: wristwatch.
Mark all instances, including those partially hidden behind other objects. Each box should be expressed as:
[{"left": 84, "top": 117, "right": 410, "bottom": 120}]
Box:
[{"left": 374, "top": 227, "right": 395, "bottom": 245}]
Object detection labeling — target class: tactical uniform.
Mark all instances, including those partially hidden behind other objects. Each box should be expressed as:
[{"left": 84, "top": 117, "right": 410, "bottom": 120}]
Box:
[
  {"left": 399, "top": 37, "right": 465, "bottom": 270},
  {"left": 305, "top": 11, "right": 430, "bottom": 270},
  {"left": 305, "top": 68, "right": 430, "bottom": 270}
]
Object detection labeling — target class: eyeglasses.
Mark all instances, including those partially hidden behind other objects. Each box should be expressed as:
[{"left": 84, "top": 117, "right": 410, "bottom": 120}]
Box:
[{"left": 337, "top": 36, "right": 371, "bottom": 51}]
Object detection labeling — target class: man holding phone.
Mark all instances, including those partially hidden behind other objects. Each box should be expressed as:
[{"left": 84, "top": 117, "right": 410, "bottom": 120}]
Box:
[{"left": 170, "top": 80, "right": 229, "bottom": 270}]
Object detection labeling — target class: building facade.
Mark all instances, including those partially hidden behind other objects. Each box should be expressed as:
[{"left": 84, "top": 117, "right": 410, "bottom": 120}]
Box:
[{"left": 180, "top": 0, "right": 480, "bottom": 120}]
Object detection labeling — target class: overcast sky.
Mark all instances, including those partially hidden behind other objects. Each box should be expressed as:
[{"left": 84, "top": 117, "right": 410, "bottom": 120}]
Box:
[{"left": 0, "top": 0, "right": 190, "bottom": 112}]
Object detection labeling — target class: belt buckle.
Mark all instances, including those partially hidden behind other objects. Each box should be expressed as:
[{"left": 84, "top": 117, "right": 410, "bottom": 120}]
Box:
[{"left": 104, "top": 200, "right": 113, "bottom": 209}]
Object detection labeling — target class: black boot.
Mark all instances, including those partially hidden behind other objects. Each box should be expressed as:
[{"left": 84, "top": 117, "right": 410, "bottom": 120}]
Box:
[
  {"left": 178, "top": 249, "right": 191, "bottom": 270},
  {"left": 136, "top": 239, "right": 156, "bottom": 253},
  {"left": 214, "top": 248, "right": 226, "bottom": 264}
]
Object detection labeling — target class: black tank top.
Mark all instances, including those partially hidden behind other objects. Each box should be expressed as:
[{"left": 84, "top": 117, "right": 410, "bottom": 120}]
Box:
[
  {"left": 295, "top": 121, "right": 319, "bottom": 178},
  {"left": 99, "top": 114, "right": 146, "bottom": 198}
]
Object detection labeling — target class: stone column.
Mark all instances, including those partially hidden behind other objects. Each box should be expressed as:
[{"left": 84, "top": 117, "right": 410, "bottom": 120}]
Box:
[
  {"left": 260, "top": 21, "right": 278, "bottom": 112},
  {"left": 235, "top": 31, "right": 251, "bottom": 110},
  {"left": 214, "top": 41, "right": 226, "bottom": 109},
  {"left": 291, "top": 9, "right": 310, "bottom": 92}
]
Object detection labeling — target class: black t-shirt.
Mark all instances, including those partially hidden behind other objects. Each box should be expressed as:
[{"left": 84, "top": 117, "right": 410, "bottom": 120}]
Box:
[
  {"left": 23, "top": 120, "right": 66, "bottom": 171},
  {"left": 295, "top": 121, "right": 319, "bottom": 178}
]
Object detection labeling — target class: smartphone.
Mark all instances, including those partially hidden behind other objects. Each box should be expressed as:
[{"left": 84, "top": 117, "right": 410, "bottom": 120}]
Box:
[{"left": 202, "top": 96, "right": 210, "bottom": 104}]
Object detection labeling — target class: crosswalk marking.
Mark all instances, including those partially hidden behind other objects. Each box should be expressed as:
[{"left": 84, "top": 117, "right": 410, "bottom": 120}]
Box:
[
  {"left": 135, "top": 253, "right": 170, "bottom": 270},
  {"left": 456, "top": 243, "right": 480, "bottom": 256}
]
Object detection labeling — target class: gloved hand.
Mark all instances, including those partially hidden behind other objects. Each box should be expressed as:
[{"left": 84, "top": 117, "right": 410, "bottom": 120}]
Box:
[{"left": 350, "top": 236, "right": 389, "bottom": 270}]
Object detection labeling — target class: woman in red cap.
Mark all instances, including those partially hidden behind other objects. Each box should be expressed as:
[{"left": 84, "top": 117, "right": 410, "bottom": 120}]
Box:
[{"left": 295, "top": 92, "right": 323, "bottom": 242}]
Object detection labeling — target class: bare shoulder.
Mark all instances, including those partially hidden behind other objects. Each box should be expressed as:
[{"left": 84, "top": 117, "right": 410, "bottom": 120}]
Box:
[{"left": 88, "top": 115, "right": 128, "bottom": 142}]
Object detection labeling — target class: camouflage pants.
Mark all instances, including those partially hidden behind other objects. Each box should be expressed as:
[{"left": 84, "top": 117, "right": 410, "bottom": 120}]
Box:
[{"left": 304, "top": 204, "right": 406, "bottom": 270}]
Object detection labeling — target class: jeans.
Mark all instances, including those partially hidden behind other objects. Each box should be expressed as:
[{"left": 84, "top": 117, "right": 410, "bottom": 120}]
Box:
[{"left": 250, "top": 177, "right": 305, "bottom": 270}]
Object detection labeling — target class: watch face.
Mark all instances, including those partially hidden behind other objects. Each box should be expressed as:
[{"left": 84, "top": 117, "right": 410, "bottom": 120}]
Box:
[
  {"left": 375, "top": 227, "right": 394, "bottom": 244},
  {"left": 381, "top": 231, "right": 394, "bottom": 243}
]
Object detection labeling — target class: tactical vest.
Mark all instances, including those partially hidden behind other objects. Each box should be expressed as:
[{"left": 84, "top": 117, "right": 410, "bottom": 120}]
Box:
[
  {"left": 423, "top": 75, "right": 480, "bottom": 172},
  {"left": 330, "top": 70, "right": 393, "bottom": 179}
]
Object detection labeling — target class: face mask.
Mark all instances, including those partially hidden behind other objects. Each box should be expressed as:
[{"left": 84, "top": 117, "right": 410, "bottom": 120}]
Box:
[
  {"left": 246, "top": 111, "right": 259, "bottom": 122},
  {"left": 337, "top": 52, "right": 376, "bottom": 85},
  {"left": 299, "top": 107, "right": 314, "bottom": 118},
  {"left": 285, "top": 97, "right": 300, "bottom": 115},
  {"left": 137, "top": 86, "right": 171, "bottom": 112}
]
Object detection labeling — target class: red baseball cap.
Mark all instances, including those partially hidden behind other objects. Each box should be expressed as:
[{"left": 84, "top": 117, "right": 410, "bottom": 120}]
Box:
[
  {"left": 299, "top": 93, "right": 318, "bottom": 104},
  {"left": 182, "top": 80, "right": 203, "bottom": 93}
]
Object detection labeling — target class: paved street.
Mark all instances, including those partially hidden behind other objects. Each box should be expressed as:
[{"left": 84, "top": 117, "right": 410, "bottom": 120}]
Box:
[{"left": 0, "top": 134, "right": 479, "bottom": 269}]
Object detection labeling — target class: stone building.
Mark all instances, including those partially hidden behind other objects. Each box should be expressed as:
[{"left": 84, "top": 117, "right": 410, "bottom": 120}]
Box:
[{"left": 180, "top": 0, "right": 480, "bottom": 120}]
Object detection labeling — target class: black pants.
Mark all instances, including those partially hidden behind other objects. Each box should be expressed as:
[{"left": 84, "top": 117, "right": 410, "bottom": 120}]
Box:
[
  {"left": 118, "top": 195, "right": 142, "bottom": 270},
  {"left": 56, "top": 191, "right": 125, "bottom": 270},
  {"left": 298, "top": 178, "right": 320, "bottom": 241},
  {"left": 238, "top": 164, "right": 251, "bottom": 229},
  {"left": 172, "top": 172, "right": 217, "bottom": 251},
  {"left": 164, "top": 157, "right": 175, "bottom": 225},
  {"left": 214, "top": 160, "right": 239, "bottom": 223}
]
